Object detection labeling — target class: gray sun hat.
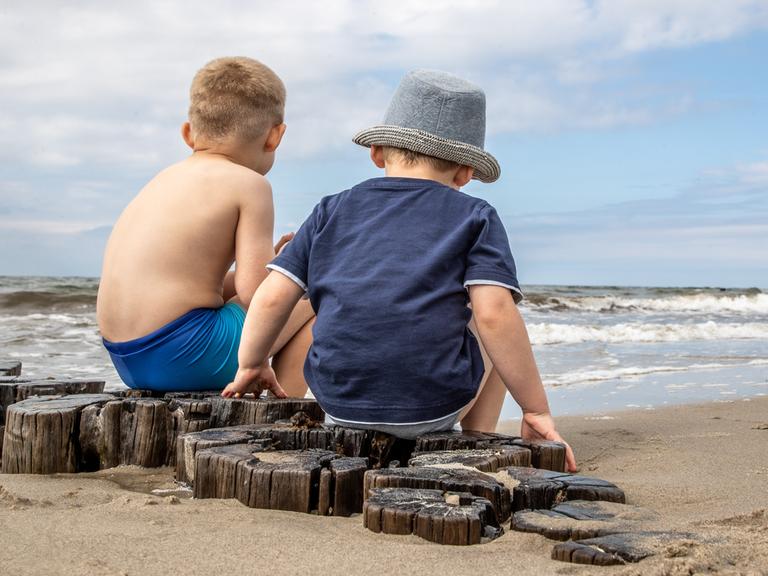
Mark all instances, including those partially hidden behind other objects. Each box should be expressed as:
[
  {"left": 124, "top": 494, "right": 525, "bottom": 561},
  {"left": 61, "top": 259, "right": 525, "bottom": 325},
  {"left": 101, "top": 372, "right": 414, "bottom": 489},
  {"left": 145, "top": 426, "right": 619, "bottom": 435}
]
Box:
[{"left": 353, "top": 69, "right": 500, "bottom": 183}]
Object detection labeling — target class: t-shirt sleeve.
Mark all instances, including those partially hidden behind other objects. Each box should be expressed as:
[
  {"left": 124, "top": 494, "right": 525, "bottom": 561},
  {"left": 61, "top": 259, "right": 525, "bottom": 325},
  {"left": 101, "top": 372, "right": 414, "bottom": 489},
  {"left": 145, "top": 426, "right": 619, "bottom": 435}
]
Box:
[
  {"left": 266, "top": 204, "right": 321, "bottom": 293},
  {"left": 464, "top": 204, "right": 524, "bottom": 303}
]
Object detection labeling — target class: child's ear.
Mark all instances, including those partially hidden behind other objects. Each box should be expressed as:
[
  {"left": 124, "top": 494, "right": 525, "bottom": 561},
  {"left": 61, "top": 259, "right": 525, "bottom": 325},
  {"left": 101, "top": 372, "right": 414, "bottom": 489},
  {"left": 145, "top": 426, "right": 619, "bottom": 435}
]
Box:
[
  {"left": 264, "top": 123, "right": 287, "bottom": 152},
  {"left": 453, "top": 165, "right": 474, "bottom": 188},
  {"left": 181, "top": 122, "right": 195, "bottom": 149},
  {"left": 370, "top": 145, "right": 386, "bottom": 169}
]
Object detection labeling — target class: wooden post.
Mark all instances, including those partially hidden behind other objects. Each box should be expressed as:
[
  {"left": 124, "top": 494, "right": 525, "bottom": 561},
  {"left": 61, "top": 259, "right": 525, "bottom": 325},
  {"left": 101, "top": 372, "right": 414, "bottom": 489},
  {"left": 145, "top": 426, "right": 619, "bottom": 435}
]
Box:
[
  {"left": 408, "top": 446, "right": 532, "bottom": 472},
  {"left": 511, "top": 500, "right": 659, "bottom": 541},
  {"left": 364, "top": 487, "right": 503, "bottom": 545},
  {"left": 0, "top": 378, "right": 105, "bottom": 425},
  {"left": 504, "top": 466, "right": 626, "bottom": 512},
  {"left": 364, "top": 465, "right": 512, "bottom": 523},
  {"left": 2, "top": 394, "right": 114, "bottom": 473},
  {"left": 0, "top": 361, "right": 22, "bottom": 377},
  {"left": 2, "top": 393, "right": 326, "bottom": 474}
]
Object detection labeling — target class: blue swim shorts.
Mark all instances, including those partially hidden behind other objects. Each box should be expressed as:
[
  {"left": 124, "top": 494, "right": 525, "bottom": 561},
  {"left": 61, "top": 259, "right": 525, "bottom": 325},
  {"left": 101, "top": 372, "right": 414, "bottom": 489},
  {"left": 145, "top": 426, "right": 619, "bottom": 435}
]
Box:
[{"left": 102, "top": 302, "right": 246, "bottom": 392}]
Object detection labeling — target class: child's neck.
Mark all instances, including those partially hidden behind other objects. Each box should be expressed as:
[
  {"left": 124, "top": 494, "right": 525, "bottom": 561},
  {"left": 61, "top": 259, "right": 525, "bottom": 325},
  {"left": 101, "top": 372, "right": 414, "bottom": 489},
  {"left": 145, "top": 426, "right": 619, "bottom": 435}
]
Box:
[
  {"left": 384, "top": 164, "right": 459, "bottom": 190},
  {"left": 192, "top": 137, "right": 269, "bottom": 174}
]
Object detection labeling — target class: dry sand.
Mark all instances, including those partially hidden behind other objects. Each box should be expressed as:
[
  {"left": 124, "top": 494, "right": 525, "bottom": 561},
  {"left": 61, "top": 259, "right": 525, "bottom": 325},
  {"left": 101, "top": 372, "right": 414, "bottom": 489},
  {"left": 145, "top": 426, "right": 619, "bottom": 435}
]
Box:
[{"left": 1, "top": 397, "right": 767, "bottom": 576}]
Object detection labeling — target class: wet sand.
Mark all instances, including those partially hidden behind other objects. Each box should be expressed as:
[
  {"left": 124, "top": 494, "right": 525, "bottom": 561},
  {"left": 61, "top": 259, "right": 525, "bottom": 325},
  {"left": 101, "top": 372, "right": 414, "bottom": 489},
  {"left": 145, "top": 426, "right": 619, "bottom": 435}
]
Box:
[{"left": 1, "top": 397, "right": 767, "bottom": 575}]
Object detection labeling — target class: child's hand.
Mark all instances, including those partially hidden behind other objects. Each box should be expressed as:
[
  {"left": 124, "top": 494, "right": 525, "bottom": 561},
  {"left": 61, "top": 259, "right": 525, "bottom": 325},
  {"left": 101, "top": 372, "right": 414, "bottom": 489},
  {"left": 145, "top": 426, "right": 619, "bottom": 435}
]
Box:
[
  {"left": 222, "top": 362, "right": 287, "bottom": 399},
  {"left": 274, "top": 232, "right": 294, "bottom": 256},
  {"left": 521, "top": 411, "right": 577, "bottom": 472}
]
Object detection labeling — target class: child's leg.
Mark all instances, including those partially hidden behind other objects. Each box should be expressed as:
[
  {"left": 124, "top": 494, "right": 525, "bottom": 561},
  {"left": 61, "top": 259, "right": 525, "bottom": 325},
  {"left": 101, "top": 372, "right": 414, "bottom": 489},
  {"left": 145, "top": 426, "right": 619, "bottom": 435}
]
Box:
[
  {"left": 267, "top": 299, "right": 314, "bottom": 397},
  {"left": 458, "top": 318, "right": 507, "bottom": 432},
  {"left": 229, "top": 295, "right": 314, "bottom": 397},
  {"left": 268, "top": 298, "right": 314, "bottom": 356},
  {"left": 271, "top": 316, "right": 313, "bottom": 397}
]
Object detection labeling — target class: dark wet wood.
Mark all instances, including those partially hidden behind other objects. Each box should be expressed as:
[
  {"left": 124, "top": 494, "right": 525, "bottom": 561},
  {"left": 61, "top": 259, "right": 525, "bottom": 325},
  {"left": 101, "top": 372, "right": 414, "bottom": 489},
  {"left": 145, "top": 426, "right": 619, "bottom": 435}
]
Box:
[
  {"left": 412, "top": 431, "right": 566, "bottom": 472},
  {"left": 206, "top": 395, "right": 325, "bottom": 427},
  {"left": 194, "top": 445, "right": 367, "bottom": 516},
  {"left": 512, "top": 439, "right": 567, "bottom": 472},
  {"left": 512, "top": 500, "right": 659, "bottom": 540},
  {"left": 116, "top": 390, "right": 325, "bottom": 427},
  {"left": 364, "top": 464, "right": 513, "bottom": 522},
  {"left": 321, "top": 457, "right": 368, "bottom": 517},
  {"left": 2, "top": 394, "right": 115, "bottom": 473},
  {"left": 551, "top": 531, "right": 689, "bottom": 565},
  {"left": 0, "top": 360, "right": 22, "bottom": 377},
  {"left": 0, "top": 378, "right": 104, "bottom": 425},
  {"left": 364, "top": 487, "right": 503, "bottom": 545},
  {"left": 2, "top": 393, "right": 325, "bottom": 474},
  {"left": 413, "top": 430, "right": 515, "bottom": 452},
  {"left": 176, "top": 426, "right": 274, "bottom": 484},
  {"left": 504, "top": 467, "right": 626, "bottom": 512},
  {"left": 408, "top": 446, "right": 531, "bottom": 472}
]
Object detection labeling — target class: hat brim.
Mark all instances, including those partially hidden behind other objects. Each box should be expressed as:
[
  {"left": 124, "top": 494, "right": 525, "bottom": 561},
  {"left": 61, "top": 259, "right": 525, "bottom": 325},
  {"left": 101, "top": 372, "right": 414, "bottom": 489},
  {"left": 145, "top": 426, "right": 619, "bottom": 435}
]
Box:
[{"left": 353, "top": 125, "right": 500, "bottom": 183}]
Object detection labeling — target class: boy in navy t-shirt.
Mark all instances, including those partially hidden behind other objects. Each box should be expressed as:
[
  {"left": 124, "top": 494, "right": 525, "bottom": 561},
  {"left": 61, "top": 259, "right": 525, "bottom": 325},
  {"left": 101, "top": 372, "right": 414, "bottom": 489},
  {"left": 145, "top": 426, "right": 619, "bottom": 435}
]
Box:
[{"left": 224, "top": 70, "right": 575, "bottom": 471}]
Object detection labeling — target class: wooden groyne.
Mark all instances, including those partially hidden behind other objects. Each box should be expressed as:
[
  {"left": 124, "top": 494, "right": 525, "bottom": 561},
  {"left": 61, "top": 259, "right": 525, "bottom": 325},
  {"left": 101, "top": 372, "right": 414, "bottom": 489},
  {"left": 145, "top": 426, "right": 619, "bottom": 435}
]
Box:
[{"left": 0, "top": 358, "right": 693, "bottom": 561}]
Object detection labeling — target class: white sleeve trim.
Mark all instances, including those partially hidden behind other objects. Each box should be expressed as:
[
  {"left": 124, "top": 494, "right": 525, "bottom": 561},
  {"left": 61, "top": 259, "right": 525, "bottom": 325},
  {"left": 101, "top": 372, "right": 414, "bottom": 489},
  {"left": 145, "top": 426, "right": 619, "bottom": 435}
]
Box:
[
  {"left": 464, "top": 279, "right": 524, "bottom": 298},
  {"left": 266, "top": 264, "right": 307, "bottom": 292}
]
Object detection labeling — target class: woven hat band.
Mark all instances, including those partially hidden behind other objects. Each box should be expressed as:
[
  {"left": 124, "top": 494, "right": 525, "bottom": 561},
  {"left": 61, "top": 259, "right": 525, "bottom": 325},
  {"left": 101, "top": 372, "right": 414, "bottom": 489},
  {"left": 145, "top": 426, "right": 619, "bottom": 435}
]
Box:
[{"left": 353, "top": 125, "right": 500, "bottom": 183}]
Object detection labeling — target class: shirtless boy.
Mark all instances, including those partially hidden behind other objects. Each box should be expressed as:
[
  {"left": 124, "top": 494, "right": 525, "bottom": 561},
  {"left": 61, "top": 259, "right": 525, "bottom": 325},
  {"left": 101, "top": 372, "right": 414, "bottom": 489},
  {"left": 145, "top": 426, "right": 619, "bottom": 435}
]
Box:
[
  {"left": 223, "top": 70, "right": 576, "bottom": 471},
  {"left": 97, "top": 57, "right": 313, "bottom": 393}
]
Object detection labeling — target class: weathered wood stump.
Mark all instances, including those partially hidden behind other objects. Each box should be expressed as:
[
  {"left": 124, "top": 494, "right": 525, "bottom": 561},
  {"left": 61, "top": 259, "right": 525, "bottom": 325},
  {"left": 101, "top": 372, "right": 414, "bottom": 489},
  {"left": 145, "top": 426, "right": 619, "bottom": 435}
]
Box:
[
  {"left": 119, "top": 390, "right": 325, "bottom": 424},
  {"left": 2, "top": 393, "right": 325, "bottom": 474},
  {"left": 177, "top": 423, "right": 421, "bottom": 484},
  {"left": 364, "top": 465, "right": 513, "bottom": 522},
  {"left": 176, "top": 426, "right": 273, "bottom": 484},
  {"left": 0, "top": 360, "right": 22, "bottom": 376},
  {"left": 408, "top": 446, "right": 531, "bottom": 472},
  {"left": 317, "top": 456, "right": 369, "bottom": 516},
  {"left": 551, "top": 531, "right": 692, "bottom": 565},
  {"left": 193, "top": 445, "right": 367, "bottom": 516},
  {"left": 413, "top": 431, "right": 567, "bottom": 472},
  {"left": 504, "top": 467, "right": 626, "bottom": 512},
  {"left": 0, "top": 377, "right": 105, "bottom": 424},
  {"left": 512, "top": 500, "right": 658, "bottom": 541},
  {"left": 2, "top": 394, "right": 114, "bottom": 473},
  {"left": 364, "top": 487, "right": 503, "bottom": 545},
  {"left": 512, "top": 439, "right": 567, "bottom": 472}
]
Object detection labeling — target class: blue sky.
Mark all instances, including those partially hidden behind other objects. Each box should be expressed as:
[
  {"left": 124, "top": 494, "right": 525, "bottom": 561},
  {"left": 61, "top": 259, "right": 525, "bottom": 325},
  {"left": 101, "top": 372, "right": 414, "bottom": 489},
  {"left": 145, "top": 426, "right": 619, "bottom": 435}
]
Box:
[{"left": 1, "top": 1, "right": 767, "bottom": 287}]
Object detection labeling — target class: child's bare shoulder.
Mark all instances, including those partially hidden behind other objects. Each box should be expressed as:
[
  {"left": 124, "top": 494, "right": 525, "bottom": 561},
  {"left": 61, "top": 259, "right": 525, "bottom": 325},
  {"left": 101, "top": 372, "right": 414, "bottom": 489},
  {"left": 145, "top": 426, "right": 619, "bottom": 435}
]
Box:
[{"left": 165, "top": 156, "right": 273, "bottom": 208}]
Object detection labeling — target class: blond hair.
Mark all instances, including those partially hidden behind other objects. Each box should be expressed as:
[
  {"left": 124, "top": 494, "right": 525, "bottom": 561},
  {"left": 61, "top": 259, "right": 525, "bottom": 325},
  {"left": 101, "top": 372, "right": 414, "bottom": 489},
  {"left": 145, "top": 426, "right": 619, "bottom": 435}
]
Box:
[
  {"left": 188, "top": 57, "right": 286, "bottom": 141},
  {"left": 382, "top": 146, "right": 460, "bottom": 173}
]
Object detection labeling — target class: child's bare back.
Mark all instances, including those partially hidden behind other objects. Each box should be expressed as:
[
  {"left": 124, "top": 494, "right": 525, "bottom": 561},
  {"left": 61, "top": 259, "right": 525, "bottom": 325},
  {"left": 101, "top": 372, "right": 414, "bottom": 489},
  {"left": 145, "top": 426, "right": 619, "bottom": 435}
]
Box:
[
  {"left": 97, "top": 57, "right": 313, "bottom": 394},
  {"left": 98, "top": 155, "right": 273, "bottom": 341}
]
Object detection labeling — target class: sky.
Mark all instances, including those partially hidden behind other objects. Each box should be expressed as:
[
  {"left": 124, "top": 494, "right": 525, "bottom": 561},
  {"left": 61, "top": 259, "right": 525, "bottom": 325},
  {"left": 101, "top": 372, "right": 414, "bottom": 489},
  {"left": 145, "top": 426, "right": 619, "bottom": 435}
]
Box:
[{"left": 0, "top": 0, "right": 767, "bottom": 287}]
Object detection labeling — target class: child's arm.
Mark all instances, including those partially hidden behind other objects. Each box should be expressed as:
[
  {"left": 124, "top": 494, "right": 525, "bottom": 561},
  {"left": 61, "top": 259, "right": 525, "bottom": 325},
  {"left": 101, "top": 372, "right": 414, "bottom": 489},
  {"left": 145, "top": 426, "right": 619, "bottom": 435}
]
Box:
[
  {"left": 468, "top": 284, "right": 577, "bottom": 472},
  {"left": 222, "top": 232, "right": 293, "bottom": 302},
  {"left": 232, "top": 177, "right": 280, "bottom": 308},
  {"left": 222, "top": 271, "right": 304, "bottom": 398}
]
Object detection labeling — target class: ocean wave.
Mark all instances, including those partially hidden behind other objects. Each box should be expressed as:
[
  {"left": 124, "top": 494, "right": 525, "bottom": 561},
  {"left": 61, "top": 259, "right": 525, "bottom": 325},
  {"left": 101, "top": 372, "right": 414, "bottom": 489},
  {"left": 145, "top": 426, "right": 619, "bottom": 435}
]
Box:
[
  {"left": 0, "top": 291, "right": 96, "bottom": 312},
  {"left": 545, "top": 359, "right": 768, "bottom": 387},
  {"left": 528, "top": 321, "right": 768, "bottom": 345},
  {"left": 524, "top": 292, "right": 768, "bottom": 314}
]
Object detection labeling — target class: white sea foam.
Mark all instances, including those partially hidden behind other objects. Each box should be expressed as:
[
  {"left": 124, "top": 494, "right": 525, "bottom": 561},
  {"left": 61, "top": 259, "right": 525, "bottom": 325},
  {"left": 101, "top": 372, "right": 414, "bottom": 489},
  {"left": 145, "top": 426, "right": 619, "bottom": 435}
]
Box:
[
  {"left": 528, "top": 320, "right": 768, "bottom": 345},
  {"left": 528, "top": 293, "right": 768, "bottom": 314},
  {"left": 544, "top": 359, "right": 768, "bottom": 387}
]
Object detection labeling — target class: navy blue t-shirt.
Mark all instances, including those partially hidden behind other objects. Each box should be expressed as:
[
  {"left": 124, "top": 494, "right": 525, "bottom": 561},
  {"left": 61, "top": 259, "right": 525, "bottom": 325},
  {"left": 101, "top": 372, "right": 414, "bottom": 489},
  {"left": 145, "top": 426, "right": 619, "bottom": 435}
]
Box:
[{"left": 268, "top": 177, "right": 522, "bottom": 423}]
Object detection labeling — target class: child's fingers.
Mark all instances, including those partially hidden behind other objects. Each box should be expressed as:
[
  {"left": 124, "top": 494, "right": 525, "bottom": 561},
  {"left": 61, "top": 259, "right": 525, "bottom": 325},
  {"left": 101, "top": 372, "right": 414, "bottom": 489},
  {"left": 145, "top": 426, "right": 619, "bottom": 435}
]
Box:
[
  {"left": 565, "top": 444, "right": 578, "bottom": 473},
  {"left": 268, "top": 378, "right": 288, "bottom": 398}
]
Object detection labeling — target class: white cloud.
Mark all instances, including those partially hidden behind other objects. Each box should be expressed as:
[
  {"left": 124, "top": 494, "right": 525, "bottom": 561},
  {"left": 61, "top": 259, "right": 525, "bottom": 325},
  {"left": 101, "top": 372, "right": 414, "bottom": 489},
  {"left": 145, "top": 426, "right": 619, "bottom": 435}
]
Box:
[
  {"left": 1, "top": 0, "right": 766, "bottom": 169},
  {"left": 1, "top": 1, "right": 767, "bottom": 279}
]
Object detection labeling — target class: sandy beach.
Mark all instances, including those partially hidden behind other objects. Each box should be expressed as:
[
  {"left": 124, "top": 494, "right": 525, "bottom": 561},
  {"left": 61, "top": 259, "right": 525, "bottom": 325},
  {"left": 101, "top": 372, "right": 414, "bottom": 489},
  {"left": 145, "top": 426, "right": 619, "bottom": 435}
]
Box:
[{"left": 1, "top": 397, "right": 766, "bottom": 576}]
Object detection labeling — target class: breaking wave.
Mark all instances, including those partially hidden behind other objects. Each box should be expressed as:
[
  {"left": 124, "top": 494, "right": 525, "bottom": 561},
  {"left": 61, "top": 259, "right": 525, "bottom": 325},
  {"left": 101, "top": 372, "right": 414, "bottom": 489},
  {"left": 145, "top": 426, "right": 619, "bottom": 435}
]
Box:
[{"left": 528, "top": 321, "right": 768, "bottom": 345}]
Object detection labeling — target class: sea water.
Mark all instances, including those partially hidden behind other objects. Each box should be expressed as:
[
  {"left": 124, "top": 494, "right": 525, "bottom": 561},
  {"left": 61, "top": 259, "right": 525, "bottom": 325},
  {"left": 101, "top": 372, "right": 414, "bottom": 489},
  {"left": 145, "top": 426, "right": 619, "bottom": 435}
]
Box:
[{"left": 0, "top": 277, "right": 765, "bottom": 417}]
